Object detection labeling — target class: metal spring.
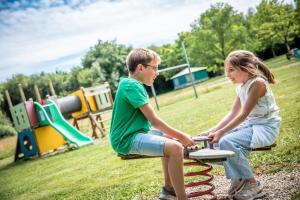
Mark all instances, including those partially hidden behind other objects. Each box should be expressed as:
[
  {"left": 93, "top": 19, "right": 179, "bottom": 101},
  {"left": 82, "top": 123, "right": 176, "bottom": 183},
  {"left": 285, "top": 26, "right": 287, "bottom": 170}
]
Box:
[{"left": 184, "top": 160, "right": 217, "bottom": 200}]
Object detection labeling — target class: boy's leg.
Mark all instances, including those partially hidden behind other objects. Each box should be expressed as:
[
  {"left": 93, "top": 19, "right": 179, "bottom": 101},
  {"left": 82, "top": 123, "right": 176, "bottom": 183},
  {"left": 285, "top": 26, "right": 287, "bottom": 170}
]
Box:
[
  {"left": 164, "top": 139, "right": 187, "bottom": 200},
  {"left": 128, "top": 131, "right": 187, "bottom": 199},
  {"left": 161, "top": 157, "right": 172, "bottom": 188}
]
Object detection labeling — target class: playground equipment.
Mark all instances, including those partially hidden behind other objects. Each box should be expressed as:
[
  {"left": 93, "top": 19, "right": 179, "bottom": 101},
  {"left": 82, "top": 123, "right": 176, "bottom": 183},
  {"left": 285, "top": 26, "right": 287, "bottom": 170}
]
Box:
[
  {"left": 5, "top": 81, "right": 113, "bottom": 160},
  {"left": 71, "top": 83, "right": 113, "bottom": 138},
  {"left": 5, "top": 88, "right": 93, "bottom": 160},
  {"left": 45, "top": 81, "right": 113, "bottom": 138},
  {"left": 119, "top": 135, "right": 276, "bottom": 199},
  {"left": 119, "top": 136, "right": 234, "bottom": 199},
  {"left": 287, "top": 48, "right": 300, "bottom": 59},
  {"left": 293, "top": 48, "right": 300, "bottom": 58}
]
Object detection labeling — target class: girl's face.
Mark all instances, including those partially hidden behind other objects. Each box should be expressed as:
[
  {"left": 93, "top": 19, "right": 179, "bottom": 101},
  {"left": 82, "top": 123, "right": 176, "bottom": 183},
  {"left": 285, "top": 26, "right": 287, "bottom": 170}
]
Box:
[{"left": 225, "top": 65, "right": 251, "bottom": 84}]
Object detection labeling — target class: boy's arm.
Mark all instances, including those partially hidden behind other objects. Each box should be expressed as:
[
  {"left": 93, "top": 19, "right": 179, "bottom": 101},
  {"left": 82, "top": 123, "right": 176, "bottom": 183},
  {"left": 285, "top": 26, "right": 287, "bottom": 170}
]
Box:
[{"left": 139, "top": 103, "right": 195, "bottom": 147}]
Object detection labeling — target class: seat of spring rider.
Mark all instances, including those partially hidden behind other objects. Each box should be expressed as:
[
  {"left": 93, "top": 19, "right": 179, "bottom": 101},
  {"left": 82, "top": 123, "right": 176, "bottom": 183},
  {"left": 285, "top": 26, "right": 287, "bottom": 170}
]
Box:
[
  {"left": 118, "top": 135, "right": 235, "bottom": 162},
  {"left": 189, "top": 136, "right": 235, "bottom": 162}
]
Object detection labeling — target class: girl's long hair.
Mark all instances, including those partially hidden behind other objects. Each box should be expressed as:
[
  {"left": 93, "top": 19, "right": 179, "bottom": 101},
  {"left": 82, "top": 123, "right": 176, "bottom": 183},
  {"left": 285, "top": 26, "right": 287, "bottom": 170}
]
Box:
[{"left": 225, "top": 50, "right": 275, "bottom": 84}]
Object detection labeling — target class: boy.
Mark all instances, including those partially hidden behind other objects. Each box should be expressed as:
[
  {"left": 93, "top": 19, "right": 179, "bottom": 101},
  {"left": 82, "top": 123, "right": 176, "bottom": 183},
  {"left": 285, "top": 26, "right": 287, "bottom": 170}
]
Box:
[{"left": 110, "top": 48, "right": 195, "bottom": 200}]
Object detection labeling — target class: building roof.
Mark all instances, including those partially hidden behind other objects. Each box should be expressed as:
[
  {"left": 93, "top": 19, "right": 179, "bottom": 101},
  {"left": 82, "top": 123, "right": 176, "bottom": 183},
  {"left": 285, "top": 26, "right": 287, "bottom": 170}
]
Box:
[{"left": 170, "top": 67, "right": 207, "bottom": 80}]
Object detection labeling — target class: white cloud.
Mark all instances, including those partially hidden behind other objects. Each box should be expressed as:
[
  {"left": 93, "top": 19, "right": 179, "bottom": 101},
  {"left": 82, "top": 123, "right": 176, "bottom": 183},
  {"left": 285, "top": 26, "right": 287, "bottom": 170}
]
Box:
[{"left": 0, "top": 0, "right": 263, "bottom": 81}]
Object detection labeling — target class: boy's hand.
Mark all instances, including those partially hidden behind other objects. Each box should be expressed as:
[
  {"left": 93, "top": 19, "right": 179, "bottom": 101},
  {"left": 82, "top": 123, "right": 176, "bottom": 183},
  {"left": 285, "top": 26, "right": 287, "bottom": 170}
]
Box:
[{"left": 180, "top": 135, "right": 196, "bottom": 147}]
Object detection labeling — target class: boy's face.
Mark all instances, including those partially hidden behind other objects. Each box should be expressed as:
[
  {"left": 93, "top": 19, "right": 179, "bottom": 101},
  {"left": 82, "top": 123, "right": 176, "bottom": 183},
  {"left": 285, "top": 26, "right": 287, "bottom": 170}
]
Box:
[{"left": 139, "top": 60, "right": 159, "bottom": 86}]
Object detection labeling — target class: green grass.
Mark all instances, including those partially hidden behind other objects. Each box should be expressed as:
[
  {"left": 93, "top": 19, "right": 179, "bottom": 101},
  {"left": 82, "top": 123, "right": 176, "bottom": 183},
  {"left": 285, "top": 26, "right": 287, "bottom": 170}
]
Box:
[
  {"left": 263, "top": 54, "right": 300, "bottom": 68},
  {"left": 0, "top": 57, "right": 299, "bottom": 200}
]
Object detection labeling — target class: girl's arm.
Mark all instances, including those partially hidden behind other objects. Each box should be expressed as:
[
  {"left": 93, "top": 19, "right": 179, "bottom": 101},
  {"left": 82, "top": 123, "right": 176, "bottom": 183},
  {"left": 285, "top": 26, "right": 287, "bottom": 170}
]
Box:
[
  {"left": 208, "top": 80, "right": 267, "bottom": 143},
  {"left": 211, "top": 96, "right": 241, "bottom": 132},
  {"left": 199, "top": 96, "right": 241, "bottom": 135},
  {"left": 139, "top": 103, "right": 195, "bottom": 147}
]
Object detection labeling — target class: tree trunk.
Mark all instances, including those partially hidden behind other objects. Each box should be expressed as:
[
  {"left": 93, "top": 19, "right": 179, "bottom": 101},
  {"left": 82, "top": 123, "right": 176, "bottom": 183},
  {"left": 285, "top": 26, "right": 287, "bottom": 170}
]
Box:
[
  {"left": 271, "top": 44, "right": 277, "bottom": 57},
  {"left": 284, "top": 36, "right": 290, "bottom": 53}
]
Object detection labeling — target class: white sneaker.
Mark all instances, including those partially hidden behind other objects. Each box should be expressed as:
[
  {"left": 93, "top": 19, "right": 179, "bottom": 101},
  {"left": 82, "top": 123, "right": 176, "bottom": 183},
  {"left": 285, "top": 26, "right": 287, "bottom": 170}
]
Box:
[
  {"left": 233, "top": 181, "right": 266, "bottom": 200},
  {"left": 228, "top": 179, "right": 245, "bottom": 195}
]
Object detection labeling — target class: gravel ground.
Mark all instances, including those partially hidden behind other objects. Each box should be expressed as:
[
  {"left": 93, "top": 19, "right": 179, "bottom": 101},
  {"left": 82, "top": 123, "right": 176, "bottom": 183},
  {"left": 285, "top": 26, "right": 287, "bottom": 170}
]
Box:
[
  {"left": 212, "top": 169, "right": 300, "bottom": 200},
  {"left": 152, "top": 168, "right": 300, "bottom": 200}
]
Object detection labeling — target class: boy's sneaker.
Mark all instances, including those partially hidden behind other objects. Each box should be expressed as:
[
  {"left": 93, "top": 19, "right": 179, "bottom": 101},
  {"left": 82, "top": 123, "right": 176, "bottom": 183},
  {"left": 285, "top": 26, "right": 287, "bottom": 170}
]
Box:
[
  {"left": 233, "top": 181, "right": 266, "bottom": 200},
  {"left": 228, "top": 179, "right": 245, "bottom": 195},
  {"left": 159, "top": 186, "right": 176, "bottom": 200}
]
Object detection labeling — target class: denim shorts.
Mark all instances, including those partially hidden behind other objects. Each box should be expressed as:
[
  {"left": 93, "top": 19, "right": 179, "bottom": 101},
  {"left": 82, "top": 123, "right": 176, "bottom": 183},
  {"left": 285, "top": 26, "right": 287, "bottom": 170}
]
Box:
[{"left": 128, "top": 130, "right": 166, "bottom": 156}]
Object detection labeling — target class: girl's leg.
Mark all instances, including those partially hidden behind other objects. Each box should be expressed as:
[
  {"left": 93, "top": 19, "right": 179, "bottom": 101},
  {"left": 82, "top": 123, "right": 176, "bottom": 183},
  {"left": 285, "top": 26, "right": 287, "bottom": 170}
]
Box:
[
  {"left": 219, "top": 126, "right": 254, "bottom": 179},
  {"left": 164, "top": 139, "right": 187, "bottom": 200}
]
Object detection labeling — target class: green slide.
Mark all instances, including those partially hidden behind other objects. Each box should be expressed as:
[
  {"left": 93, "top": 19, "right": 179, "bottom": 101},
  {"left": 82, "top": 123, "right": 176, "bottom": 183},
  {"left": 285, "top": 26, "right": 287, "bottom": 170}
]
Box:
[{"left": 34, "top": 99, "right": 93, "bottom": 147}]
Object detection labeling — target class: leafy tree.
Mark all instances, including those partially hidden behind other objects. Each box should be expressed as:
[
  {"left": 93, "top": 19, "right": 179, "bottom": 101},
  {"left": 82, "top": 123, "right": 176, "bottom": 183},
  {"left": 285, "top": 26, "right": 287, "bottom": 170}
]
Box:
[
  {"left": 66, "top": 66, "right": 83, "bottom": 92},
  {"left": 250, "top": 0, "right": 299, "bottom": 56},
  {"left": 3, "top": 74, "right": 31, "bottom": 105},
  {"left": 81, "top": 40, "right": 131, "bottom": 93},
  {"left": 185, "top": 3, "right": 251, "bottom": 75},
  {"left": 294, "top": 0, "right": 300, "bottom": 24},
  {"left": 157, "top": 43, "right": 186, "bottom": 79}
]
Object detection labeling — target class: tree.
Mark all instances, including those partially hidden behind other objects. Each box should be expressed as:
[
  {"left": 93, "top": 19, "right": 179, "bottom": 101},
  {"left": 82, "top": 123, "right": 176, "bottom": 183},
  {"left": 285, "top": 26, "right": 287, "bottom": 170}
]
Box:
[
  {"left": 81, "top": 40, "right": 131, "bottom": 93},
  {"left": 250, "top": 0, "right": 299, "bottom": 56},
  {"left": 185, "top": 3, "right": 251, "bottom": 75},
  {"left": 157, "top": 43, "right": 186, "bottom": 79}
]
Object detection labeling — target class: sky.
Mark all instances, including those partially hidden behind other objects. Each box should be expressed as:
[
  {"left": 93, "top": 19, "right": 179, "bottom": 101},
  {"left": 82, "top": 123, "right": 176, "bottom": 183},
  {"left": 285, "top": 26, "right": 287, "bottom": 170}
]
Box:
[{"left": 0, "top": 0, "right": 267, "bottom": 82}]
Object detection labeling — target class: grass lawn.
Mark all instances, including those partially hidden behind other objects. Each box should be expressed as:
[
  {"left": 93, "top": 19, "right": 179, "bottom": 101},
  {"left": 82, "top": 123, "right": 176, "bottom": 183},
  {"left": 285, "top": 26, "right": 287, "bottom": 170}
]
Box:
[{"left": 0, "top": 55, "right": 299, "bottom": 200}]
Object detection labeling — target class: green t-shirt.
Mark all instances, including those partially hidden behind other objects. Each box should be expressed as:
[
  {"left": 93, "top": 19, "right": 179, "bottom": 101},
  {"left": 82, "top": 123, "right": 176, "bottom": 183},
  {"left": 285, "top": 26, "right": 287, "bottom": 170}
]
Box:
[{"left": 110, "top": 78, "right": 151, "bottom": 154}]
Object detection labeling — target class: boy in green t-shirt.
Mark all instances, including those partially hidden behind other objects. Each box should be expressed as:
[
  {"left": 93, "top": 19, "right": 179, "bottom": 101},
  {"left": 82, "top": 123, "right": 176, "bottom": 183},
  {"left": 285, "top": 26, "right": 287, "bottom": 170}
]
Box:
[{"left": 110, "top": 48, "right": 195, "bottom": 200}]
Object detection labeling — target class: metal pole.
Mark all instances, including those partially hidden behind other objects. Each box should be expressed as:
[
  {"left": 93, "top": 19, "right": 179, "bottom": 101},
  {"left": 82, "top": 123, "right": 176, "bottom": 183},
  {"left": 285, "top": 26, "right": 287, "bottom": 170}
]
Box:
[
  {"left": 158, "top": 63, "right": 188, "bottom": 73},
  {"left": 150, "top": 85, "right": 159, "bottom": 111},
  {"left": 182, "top": 42, "right": 198, "bottom": 98}
]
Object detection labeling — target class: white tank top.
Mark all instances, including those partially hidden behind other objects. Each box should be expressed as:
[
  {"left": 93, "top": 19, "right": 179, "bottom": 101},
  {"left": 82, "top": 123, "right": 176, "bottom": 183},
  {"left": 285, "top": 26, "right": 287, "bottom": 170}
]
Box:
[
  {"left": 236, "top": 77, "right": 281, "bottom": 148},
  {"left": 236, "top": 76, "right": 280, "bottom": 124}
]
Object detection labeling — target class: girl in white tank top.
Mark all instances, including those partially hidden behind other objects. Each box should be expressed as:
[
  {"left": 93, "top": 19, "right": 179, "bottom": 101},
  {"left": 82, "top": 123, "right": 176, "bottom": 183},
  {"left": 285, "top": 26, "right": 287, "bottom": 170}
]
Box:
[{"left": 199, "top": 50, "right": 281, "bottom": 200}]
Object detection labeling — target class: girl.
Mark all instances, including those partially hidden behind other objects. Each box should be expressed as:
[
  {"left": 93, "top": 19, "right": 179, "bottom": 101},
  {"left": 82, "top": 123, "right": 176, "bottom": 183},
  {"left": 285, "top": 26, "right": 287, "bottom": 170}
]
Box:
[{"left": 201, "top": 50, "right": 281, "bottom": 200}]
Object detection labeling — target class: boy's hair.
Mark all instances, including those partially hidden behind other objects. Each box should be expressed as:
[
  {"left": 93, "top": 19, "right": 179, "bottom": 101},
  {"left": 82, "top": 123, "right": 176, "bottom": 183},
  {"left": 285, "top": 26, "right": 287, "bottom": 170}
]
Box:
[
  {"left": 225, "top": 50, "right": 275, "bottom": 84},
  {"left": 126, "top": 48, "right": 161, "bottom": 73}
]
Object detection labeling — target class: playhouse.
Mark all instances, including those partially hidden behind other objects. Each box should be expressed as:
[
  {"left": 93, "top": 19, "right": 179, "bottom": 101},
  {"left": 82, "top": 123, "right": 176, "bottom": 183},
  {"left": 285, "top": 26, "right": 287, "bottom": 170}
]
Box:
[
  {"left": 5, "top": 81, "right": 113, "bottom": 161},
  {"left": 170, "top": 67, "right": 209, "bottom": 90}
]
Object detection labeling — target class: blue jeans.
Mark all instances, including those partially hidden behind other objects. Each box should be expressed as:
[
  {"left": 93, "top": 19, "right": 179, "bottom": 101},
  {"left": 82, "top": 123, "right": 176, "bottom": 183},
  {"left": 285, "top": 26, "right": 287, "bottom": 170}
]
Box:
[
  {"left": 219, "top": 125, "right": 254, "bottom": 179},
  {"left": 128, "top": 130, "right": 166, "bottom": 156}
]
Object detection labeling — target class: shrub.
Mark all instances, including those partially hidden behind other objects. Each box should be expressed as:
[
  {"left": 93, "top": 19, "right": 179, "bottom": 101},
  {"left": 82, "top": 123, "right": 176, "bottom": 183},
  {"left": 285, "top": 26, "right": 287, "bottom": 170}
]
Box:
[
  {"left": 0, "top": 111, "right": 11, "bottom": 126},
  {"left": 0, "top": 125, "right": 17, "bottom": 138}
]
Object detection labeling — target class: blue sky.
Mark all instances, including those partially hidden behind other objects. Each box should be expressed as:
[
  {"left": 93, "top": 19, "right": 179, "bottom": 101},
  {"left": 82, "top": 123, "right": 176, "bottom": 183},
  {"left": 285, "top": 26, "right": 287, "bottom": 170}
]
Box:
[{"left": 0, "top": 0, "right": 268, "bottom": 82}]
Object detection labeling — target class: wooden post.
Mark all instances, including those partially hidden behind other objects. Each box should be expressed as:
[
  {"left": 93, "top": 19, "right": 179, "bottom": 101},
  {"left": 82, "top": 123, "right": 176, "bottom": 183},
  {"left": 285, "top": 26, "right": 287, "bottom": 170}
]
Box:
[
  {"left": 18, "top": 84, "right": 26, "bottom": 102},
  {"left": 34, "top": 84, "right": 42, "bottom": 104},
  {"left": 5, "top": 90, "right": 13, "bottom": 108},
  {"left": 48, "top": 79, "right": 56, "bottom": 97}
]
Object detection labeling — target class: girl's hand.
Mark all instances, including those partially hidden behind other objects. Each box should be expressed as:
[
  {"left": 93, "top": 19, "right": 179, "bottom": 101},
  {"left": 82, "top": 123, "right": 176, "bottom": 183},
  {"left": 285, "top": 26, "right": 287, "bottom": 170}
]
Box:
[
  {"left": 197, "top": 131, "right": 209, "bottom": 136},
  {"left": 197, "top": 128, "right": 215, "bottom": 136},
  {"left": 208, "top": 131, "right": 222, "bottom": 144}
]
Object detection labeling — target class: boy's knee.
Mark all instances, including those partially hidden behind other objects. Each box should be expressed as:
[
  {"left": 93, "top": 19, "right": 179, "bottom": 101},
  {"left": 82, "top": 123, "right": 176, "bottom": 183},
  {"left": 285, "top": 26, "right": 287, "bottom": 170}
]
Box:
[{"left": 164, "top": 140, "right": 184, "bottom": 157}]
